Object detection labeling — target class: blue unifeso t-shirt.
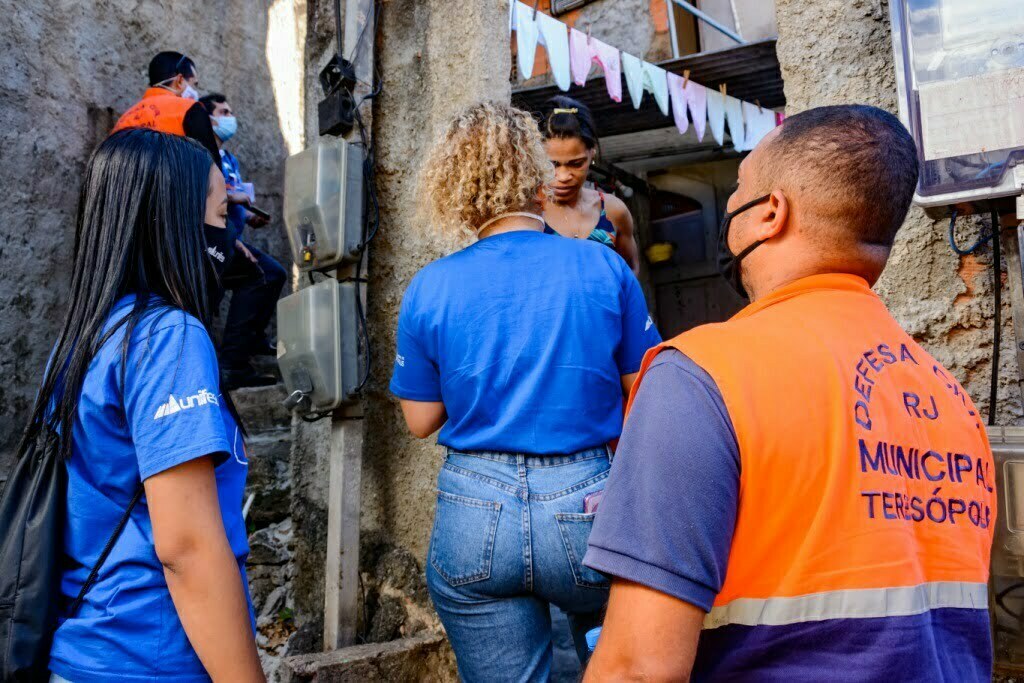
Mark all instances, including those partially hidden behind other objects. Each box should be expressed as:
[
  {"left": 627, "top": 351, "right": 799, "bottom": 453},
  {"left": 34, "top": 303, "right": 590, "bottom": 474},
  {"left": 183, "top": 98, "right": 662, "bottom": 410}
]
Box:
[
  {"left": 48, "top": 295, "right": 254, "bottom": 683},
  {"left": 389, "top": 230, "right": 661, "bottom": 454}
]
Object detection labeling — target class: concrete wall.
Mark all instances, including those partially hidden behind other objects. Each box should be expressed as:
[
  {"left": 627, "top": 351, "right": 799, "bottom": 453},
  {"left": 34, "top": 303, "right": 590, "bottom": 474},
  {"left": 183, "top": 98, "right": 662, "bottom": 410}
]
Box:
[
  {"left": 774, "top": 0, "right": 1022, "bottom": 424},
  {"left": 289, "top": 0, "right": 513, "bottom": 645},
  {"left": 0, "top": 0, "right": 302, "bottom": 472}
]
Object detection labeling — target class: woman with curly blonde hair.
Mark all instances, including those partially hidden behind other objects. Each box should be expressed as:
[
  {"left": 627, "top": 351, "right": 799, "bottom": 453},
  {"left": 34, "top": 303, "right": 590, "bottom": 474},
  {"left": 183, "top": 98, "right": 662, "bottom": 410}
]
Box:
[{"left": 390, "top": 102, "right": 660, "bottom": 681}]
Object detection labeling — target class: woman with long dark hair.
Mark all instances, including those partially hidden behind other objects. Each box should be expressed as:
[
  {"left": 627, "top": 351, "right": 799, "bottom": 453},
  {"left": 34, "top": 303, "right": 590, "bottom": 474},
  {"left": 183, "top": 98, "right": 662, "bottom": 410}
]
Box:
[
  {"left": 30, "top": 129, "right": 264, "bottom": 682},
  {"left": 541, "top": 95, "right": 640, "bottom": 272}
]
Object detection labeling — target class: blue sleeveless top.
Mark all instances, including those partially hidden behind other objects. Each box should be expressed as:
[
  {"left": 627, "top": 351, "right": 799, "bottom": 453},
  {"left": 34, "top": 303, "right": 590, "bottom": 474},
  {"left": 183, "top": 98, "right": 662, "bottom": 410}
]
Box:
[{"left": 544, "top": 191, "right": 617, "bottom": 247}]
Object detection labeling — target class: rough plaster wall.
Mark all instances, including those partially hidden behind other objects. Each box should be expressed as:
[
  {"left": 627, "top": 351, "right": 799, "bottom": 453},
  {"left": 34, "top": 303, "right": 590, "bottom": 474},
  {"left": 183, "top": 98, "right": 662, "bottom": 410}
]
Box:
[
  {"left": 775, "top": 0, "right": 1022, "bottom": 424},
  {"left": 289, "top": 0, "right": 513, "bottom": 642},
  {"left": 363, "top": 0, "right": 513, "bottom": 562},
  {"left": 288, "top": 0, "right": 336, "bottom": 644},
  {"left": 0, "top": 0, "right": 299, "bottom": 471}
]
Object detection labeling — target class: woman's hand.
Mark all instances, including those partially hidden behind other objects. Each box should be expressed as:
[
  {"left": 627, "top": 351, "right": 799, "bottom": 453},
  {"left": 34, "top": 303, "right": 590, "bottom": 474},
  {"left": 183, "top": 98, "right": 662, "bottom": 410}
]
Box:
[
  {"left": 236, "top": 240, "right": 259, "bottom": 264},
  {"left": 228, "top": 191, "right": 252, "bottom": 207},
  {"left": 147, "top": 456, "right": 266, "bottom": 682}
]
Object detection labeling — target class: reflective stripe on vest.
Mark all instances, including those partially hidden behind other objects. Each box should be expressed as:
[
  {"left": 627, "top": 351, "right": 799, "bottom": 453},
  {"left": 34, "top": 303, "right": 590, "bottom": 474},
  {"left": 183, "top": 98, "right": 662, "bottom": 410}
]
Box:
[
  {"left": 703, "top": 580, "right": 988, "bottom": 630},
  {"left": 111, "top": 88, "right": 192, "bottom": 137},
  {"left": 625, "top": 273, "right": 996, "bottom": 632}
]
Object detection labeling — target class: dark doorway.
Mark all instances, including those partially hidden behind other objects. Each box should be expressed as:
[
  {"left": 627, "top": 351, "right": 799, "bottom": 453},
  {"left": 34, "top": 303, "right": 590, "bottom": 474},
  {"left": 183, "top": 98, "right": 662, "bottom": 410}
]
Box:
[{"left": 646, "top": 187, "right": 745, "bottom": 338}]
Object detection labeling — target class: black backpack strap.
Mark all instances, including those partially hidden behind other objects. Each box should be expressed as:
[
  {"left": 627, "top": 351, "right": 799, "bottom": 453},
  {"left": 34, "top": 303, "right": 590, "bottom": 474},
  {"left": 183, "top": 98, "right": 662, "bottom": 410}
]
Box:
[{"left": 67, "top": 484, "right": 145, "bottom": 617}]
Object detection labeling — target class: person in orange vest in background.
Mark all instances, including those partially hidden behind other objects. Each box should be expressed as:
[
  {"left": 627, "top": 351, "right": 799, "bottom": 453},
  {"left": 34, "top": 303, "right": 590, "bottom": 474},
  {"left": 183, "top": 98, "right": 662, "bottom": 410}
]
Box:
[
  {"left": 582, "top": 105, "right": 996, "bottom": 681},
  {"left": 112, "top": 51, "right": 220, "bottom": 162}
]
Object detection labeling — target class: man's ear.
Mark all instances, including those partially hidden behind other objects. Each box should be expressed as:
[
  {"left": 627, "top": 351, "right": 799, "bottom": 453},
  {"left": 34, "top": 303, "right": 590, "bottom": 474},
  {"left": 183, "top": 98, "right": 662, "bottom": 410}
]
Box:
[{"left": 752, "top": 190, "right": 789, "bottom": 241}]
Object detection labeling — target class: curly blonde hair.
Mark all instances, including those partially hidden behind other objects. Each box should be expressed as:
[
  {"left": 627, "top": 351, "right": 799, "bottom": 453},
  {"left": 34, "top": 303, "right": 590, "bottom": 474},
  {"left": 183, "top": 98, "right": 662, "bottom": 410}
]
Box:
[{"left": 418, "top": 101, "right": 553, "bottom": 245}]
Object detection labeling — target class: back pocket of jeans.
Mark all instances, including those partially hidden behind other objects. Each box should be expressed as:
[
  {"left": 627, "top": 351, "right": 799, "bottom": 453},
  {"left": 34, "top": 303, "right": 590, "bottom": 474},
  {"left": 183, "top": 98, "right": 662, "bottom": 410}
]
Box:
[
  {"left": 555, "top": 513, "right": 610, "bottom": 589},
  {"left": 429, "top": 491, "right": 502, "bottom": 587}
]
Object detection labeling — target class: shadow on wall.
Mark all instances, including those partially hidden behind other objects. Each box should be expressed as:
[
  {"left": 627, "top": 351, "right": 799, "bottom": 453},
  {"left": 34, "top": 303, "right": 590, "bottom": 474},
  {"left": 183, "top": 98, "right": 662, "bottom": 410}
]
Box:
[{"left": 0, "top": 0, "right": 305, "bottom": 475}]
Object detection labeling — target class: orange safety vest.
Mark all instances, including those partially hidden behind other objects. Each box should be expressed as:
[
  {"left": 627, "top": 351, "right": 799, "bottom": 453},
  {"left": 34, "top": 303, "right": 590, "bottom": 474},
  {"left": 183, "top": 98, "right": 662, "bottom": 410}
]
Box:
[
  {"left": 111, "top": 88, "right": 194, "bottom": 137},
  {"left": 626, "top": 273, "right": 995, "bottom": 634}
]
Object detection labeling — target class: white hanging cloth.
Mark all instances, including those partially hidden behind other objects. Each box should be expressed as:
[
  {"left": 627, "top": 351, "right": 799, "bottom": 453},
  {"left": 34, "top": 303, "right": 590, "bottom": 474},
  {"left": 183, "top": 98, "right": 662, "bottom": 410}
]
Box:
[
  {"left": 739, "top": 101, "right": 777, "bottom": 151},
  {"left": 536, "top": 11, "right": 572, "bottom": 91},
  {"left": 706, "top": 87, "right": 726, "bottom": 146},
  {"left": 724, "top": 95, "right": 746, "bottom": 151},
  {"left": 512, "top": 1, "right": 541, "bottom": 80},
  {"left": 622, "top": 53, "right": 669, "bottom": 116}
]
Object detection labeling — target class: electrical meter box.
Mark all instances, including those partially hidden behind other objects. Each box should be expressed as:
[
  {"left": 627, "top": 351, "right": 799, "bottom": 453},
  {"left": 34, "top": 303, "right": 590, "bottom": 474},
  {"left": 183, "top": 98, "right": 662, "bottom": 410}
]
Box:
[
  {"left": 284, "top": 137, "right": 364, "bottom": 270},
  {"left": 987, "top": 426, "right": 1024, "bottom": 668},
  {"left": 890, "top": 0, "right": 1024, "bottom": 210},
  {"left": 276, "top": 279, "right": 360, "bottom": 413}
]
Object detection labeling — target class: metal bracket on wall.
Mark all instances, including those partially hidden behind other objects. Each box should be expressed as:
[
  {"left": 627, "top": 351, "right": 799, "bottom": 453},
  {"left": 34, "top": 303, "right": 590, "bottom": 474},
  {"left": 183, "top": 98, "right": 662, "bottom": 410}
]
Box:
[{"left": 668, "top": 0, "right": 745, "bottom": 45}]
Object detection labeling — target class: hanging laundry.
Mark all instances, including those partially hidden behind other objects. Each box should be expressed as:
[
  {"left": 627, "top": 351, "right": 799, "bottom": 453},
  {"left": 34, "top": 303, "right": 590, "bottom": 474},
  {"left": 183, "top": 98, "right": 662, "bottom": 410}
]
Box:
[
  {"left": 642, "top": 61, "right": 670, "bottom": 117},
  {"left": 667, "top": 73, "right": 690, "bottom": 134},
  {"left": 667, "top": 73, "right": 708, "bottom": 141},
  {"left": 569, "top": 30, "right": 623, "bottom": 101},
  {"left": 622, "top": 53, "right": 669, "bottom": 116},
  {"left": 513, "top": 1, "right": 541, "bottom": 80},
  {"left": 570, "top": 28, "right": 593, "bottom": 85},
  {"left": 536, "top": 11, "right": 571, "bottom": 92},
  {"left": 591, "top": 38, "right": 622, "bottom": 102},
  {"left": 622, "top": 52, "right": 645, "bottom": 109},
  {"left": 724, "top": 95, "right": 746, "bottom": 151},
  {"left": 706, "top": 87, "right": 726, "bottom": 146},
  {"left": 685, "top": 82, "right": 707, "bottom": 142},
  {"left": 740, "top": 101, "right": 777, "bottom": 151}
]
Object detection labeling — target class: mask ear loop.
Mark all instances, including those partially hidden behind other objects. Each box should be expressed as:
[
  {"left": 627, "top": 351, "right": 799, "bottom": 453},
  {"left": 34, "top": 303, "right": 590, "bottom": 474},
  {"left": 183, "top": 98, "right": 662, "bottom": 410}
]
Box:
[{"left": 721, "top": 194, "right": 772, "bottom": 256}]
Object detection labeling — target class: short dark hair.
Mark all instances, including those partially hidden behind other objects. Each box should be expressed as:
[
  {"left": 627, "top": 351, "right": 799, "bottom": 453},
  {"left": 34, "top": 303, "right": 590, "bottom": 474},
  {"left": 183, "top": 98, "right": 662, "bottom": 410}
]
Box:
[
  {"left": 541, "top": 95, "right": 598, "bottom": 149},
  {"left": 765, "top": 104, "right": 919, "bottom": 247},
  {"left": 199, "top": 93, "right": 228, "bottom": 115},
  {"left": 148, "top": 51, "right": 196, "bottom": 86}
]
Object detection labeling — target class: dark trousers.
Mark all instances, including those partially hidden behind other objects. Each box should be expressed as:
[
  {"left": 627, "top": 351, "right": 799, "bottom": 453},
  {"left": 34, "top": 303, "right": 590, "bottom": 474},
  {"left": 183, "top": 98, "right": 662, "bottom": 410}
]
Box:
[{"left": 216, "top": 243, "right": 286, "bottom": 371}]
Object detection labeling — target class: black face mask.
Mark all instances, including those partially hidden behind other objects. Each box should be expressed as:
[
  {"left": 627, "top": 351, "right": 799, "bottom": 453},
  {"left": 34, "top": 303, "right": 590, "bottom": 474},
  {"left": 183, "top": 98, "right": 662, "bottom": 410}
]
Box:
[
  {"left": 204, "top": 223, "right": 233, "bottom": 279},
  {"left": 718, "top": 194, "right": 771, "bottom": 299}
]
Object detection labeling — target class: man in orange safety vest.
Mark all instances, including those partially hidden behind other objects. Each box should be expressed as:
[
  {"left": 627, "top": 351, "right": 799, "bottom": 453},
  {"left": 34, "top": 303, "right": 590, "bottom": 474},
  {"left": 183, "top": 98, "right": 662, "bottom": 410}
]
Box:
[{"left": 583, "top": 105, "right": 996, "bottom": 681}]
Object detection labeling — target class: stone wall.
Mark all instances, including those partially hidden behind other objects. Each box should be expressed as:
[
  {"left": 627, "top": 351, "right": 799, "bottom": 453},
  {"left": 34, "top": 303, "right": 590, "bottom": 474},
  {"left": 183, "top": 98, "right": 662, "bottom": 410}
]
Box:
[
  {"left": 774, "top": 0, "right": 1022, "bottom": 424},
  {"left": 0, "top": 0, "right": 302, "bottom": 472},
  {"left": 289, "top": 0, "right": 513, "bottom": 647}
]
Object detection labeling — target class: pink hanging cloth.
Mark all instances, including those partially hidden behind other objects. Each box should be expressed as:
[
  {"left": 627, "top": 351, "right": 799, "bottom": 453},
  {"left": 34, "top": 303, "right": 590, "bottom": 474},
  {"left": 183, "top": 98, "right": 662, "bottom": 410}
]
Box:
[
  {"left": 667, "top": 73, "right": 708, "bottom": 141},
  {"left": 568, "top": 27, "right": 622, "bottom": 102}
]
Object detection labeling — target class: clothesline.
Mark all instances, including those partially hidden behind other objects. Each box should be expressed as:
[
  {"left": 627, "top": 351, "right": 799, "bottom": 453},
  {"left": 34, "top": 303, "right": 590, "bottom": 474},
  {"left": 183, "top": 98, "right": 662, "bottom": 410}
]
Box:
[{"left": 509, "top": 1, "right": 779, "bottom": 152}]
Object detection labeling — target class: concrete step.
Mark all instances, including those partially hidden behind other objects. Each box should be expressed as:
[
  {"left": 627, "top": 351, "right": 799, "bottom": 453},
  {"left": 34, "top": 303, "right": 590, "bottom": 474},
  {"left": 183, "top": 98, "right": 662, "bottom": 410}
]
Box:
[
  {"left": 245, "top": 432, "right": 292, "bottom": 527},
  {"left": 231, "top": 383, "right": 291, "bottom": 434},
  {"left": 281, "top": 634, "right": 457, "bottom": 683}
]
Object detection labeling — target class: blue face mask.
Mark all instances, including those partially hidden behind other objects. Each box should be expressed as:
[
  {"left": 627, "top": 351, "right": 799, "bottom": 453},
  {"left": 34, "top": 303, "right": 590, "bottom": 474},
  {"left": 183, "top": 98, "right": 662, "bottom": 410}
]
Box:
[{"left": 212, "top": 115, "right": 238, "bottom": 142}]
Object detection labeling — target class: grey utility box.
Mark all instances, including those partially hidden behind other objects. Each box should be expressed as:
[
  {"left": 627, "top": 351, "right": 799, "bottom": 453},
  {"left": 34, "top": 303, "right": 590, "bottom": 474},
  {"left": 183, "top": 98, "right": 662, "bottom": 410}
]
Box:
[
  {"left": 988, "top": 426, "right": 1024, "bottom": 667},
  {"left": 276, "top": 279, "right": 360, "bottom": 413},
  {"left": 284, "top": 137, "right": 364, "bottom": 270}
]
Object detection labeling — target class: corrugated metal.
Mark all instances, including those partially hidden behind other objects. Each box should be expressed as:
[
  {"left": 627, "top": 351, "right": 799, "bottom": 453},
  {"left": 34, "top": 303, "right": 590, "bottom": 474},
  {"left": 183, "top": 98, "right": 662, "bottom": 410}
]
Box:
[{"left": 512, "top": 39, "right": 784, "bottom": 138}]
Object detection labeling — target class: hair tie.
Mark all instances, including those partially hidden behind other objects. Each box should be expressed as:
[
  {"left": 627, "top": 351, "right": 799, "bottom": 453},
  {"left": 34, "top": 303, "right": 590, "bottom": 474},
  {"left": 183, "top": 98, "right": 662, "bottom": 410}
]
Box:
[{"left": 552, "top": 107, "right": 578, "bottom": 115}]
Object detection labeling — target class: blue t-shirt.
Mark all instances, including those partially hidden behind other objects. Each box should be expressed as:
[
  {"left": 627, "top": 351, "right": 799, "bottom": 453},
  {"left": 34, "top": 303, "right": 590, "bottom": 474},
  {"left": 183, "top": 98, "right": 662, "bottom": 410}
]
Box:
[
  {"left": 49, "top": 295, "right": 254, "bottom": 683},
  {"left": 390, "top": 230, "right": 660, "bottom": 454},
  {"left": 584, "top": 349, "right": 991, "bottom": 681},
  {"left": 219, "top": 149, "right": 247, "bottom": 238}
]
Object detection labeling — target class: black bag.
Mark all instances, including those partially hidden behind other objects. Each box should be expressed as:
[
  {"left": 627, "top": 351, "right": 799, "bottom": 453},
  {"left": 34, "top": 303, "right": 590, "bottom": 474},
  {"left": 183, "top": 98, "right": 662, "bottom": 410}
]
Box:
[
  {"left": 0, "top": 427, "right": 141, "bottom": 682},
  {"left": 0, "top": 428, "right": 65, "bottom": 682}
]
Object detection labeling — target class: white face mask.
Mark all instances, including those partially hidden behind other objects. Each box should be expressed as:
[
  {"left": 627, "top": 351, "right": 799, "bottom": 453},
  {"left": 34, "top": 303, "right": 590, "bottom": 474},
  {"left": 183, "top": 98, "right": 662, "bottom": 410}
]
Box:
[{"left": 181, "top": 84, "right": 200, "bottom": 101}]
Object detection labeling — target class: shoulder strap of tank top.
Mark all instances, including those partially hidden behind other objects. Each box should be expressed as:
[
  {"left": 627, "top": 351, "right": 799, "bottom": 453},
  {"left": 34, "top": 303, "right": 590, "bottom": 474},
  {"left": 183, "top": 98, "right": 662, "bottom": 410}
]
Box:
[{"left": 597, "top": 190, "right": 606, "bottom": 216}]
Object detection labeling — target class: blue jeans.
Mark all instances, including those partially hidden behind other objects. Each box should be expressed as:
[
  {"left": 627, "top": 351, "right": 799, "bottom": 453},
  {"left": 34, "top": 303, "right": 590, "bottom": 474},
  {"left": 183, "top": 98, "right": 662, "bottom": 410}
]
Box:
[{"left": 426, "top": 448, "right": 612, "bottom": 683}]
